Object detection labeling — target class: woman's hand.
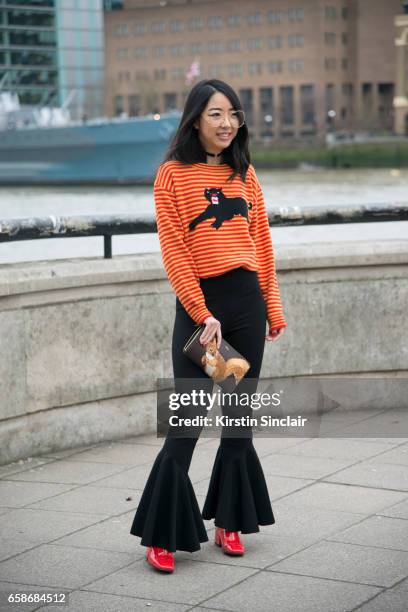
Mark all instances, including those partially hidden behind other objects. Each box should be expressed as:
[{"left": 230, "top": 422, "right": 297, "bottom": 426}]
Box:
[
  {"left": 199, "top": 316, "right": 222, "bottom": 348},
  {"left": 266, "top": 326, "right": 285, "bottom": 342}
]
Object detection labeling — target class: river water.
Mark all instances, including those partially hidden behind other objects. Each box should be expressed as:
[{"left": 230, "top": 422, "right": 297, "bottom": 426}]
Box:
[{"left": 0, "top": 167, "right": 407, "bottom": 265}]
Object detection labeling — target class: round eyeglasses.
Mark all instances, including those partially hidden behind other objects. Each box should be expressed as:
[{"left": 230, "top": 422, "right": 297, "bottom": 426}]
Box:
[{"left": 202, "top": 109, "right": 245, "bottom": 129}]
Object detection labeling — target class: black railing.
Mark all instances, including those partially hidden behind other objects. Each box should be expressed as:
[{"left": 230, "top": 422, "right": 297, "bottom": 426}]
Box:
[{"left": 0, "top": 205, "right": 407, "bottom": 259}]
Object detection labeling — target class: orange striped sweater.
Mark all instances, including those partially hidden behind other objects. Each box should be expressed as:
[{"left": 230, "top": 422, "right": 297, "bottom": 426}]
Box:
[{"left": 154, "top": 160, "right": 287, "bottom": 331}]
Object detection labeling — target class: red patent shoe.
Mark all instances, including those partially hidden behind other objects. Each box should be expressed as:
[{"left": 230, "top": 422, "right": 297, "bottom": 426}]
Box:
[
  {"left": 146, "top": 546, "right": 174, "bottom": 573},
  {"left": 214, "top": 527, "right": 245, "bottom": 556}
]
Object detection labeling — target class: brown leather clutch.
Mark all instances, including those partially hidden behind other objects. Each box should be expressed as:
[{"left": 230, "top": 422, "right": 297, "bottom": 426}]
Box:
[{"left": 182, "top": 324, "right": 251, "bottom": 393}]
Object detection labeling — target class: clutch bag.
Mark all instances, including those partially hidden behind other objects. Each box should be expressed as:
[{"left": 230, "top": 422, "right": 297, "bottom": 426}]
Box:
[{"left": 182, "top": 324, "right": 251, "bottom": 393}]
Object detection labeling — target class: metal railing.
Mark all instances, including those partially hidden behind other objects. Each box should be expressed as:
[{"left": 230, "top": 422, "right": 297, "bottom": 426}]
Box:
[{"left": 1, "top": 204, "right": 407, "bottom": 259}]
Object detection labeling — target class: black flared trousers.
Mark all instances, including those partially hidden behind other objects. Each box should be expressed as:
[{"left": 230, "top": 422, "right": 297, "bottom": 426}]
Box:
[{"left": 130, "top": 266, "right": 275, "bottom": 552}]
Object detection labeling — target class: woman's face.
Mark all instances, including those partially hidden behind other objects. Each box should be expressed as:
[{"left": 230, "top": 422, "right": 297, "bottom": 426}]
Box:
[{"left": 193, "top": 91, "right": 239, "bottom": 154}]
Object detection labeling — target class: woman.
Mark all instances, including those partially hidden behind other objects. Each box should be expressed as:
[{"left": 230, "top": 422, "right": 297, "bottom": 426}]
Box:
[{"left": 130, "top": 78, "right": 287, "bottom": 573}]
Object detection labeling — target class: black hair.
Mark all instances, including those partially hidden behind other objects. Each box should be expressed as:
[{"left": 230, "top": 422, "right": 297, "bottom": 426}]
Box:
[{"left": 162, "top": 79, "right": 251, "bottom": 183}]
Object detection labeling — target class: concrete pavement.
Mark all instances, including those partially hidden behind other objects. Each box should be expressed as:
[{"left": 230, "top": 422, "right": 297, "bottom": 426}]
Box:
[{"left": 0, "top": 419, "right": 407, "bottom": 612}]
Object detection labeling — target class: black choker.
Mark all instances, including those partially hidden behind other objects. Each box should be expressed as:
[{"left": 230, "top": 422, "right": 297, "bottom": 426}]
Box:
[{"left": 205, "top": 151, "right": 223, "bottom": 157}]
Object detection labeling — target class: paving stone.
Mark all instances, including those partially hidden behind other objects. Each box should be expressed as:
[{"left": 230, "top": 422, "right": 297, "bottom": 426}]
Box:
[
  {"left": 325, "top": 461, "right": 408, "bottom": 491},
  {"left": 0, "top": 508, "right": 106, "bottom": 544},
  {"left": 53, "top": 511, "right": 147, "bottom": 555},
  {"left": 177, "top": 533, "right": 317, "bottom": 569},
  {"left": 260, "top": 502, "right": 364, "bottom": 542},
  {"left": 201, "top": 570, "right": 381, "bottom": 612},
  {"left": 355, "top": 577, "right": 408, "bottom": 611},
  {"left": 63, "top": 442, "right": 162, "bottom": 466},
  {"left": 261, "top": 452, "right": 355, "bottom": 479},
  {"left": 0, "top": 480, "right": 76, "bottom": 508},
  {"left": 363, "top": 443, "right": 408, "bottom": 466},
  {"left": 377, "top": 497, "right": 408, "bottom": 519},
  {"left": 0, "top": 538, "right": 38, "bottom": 563},
  {"left": 85, "top": 557, "right": 257, "bottom": 606},
  {"left": 0, "top": 581, "right": 71, "bottom": 612},
  {"left": 268, "top": 540, "right": 408, "bottom": 587},
  {"left": 28, "top": 485, "right": 141, "bottom": 516},
  {"left": 5, "top": 460, "right": 128, "bottom": 486},
  {"left": 35, "top": 590, "right": 191, "bottom": 612},
  {"left": 326, "top": 515, "right": 408, "bottom": 551},
  {"left": 275, "top": 481, "right": 408, "bottom": 514},
  {"left": 277, "top": 438, "right": 393, "bottom": 460},
  {"left": 0, "top": 456, "right": 55, "bottom": 478},
  {"left": 0, "top": 543, "right": 134, "bottom": 589}
]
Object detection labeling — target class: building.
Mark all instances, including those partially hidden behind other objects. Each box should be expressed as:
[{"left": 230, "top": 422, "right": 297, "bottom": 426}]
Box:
[
  {"left": 394, "top": 1, "right": 408, "bottom": 135},
  {"left": 104, "top": 0, "right": 403, "bottom": 142},
  {"left": 0, "top": 0, "right": 105, "bottom": 120}
]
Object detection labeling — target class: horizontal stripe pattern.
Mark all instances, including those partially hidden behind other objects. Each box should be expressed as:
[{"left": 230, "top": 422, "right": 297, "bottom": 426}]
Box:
[{"left": 154, "top": 160, "right": 287, "bottom": 330}]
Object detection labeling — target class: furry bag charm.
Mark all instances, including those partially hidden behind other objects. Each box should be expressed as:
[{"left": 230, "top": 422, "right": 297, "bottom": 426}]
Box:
[{"left": 182, "top": 324, "right": 250, "bottom": 393}]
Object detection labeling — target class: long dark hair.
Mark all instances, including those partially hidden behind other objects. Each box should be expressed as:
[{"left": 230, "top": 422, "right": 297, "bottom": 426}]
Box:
[{"left": 162, "top": 79, "right": 251, "bottom": 183}]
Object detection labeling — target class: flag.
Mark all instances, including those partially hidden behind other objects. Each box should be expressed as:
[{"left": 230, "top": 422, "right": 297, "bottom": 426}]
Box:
[{"left": 185, "top": 58, "right": 200, "bottom": 86}]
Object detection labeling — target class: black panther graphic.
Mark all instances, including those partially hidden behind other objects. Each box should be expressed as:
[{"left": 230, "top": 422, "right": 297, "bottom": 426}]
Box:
[{"left": 189, "top": 187, "right": 253, "bottom": 231}]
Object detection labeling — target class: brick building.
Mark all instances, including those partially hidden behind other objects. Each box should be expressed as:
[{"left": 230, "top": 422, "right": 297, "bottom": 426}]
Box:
[{"left": 104, "top": 0, "right": 403, "bottom": 141}]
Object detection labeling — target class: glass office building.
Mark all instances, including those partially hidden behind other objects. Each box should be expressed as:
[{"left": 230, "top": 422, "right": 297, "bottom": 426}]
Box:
[{"left": 0, "top": 0, "right": 105, "bottom": 119}]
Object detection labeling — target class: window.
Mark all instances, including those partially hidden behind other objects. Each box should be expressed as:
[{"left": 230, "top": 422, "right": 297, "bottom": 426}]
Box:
[
  {"left": 151, "top": 21, "right": 166, "bottom": 34},
  {"left": 133, "top": 47, "right": 147, "bottom": 59},
  {"left": 239, "top": 88, "right": 253, "bottom": 124},
  {"left": 164, "top": 92, "right": 177, "bottom": 111},
  {"left": 248, "top": 62, "right": 262, "bottom": 75},
  {"left": 152, "top": 46, "right": 165, "bottom": 58},
  {"left": 300, "top": 84, "right": 315, "bottom": 124},
  {"left": 280, "top": 86, "right": 294, "bottom": 124},
  {"left": 134, "top": 22, "right": 147, "bottom": 35},
  {"left": 171, "top": 44, "right": 185, "bottom": 56},
  {"left": 227, "top": 15, "right": 240, "bottom": 27},
  {"left": 154, "top": 69, "right": 166, "bottom": 81},
  {"left": 208, "top": 16, "right": 223, "bottom": 29},
  {"left": 116, "top": 48, "right": 128, "bottom": 60},
  {"left": 288, "top": 34, "right": 304, "bottom": 47},
  {"left": 268, "top": 36, "right": 282, "bottom": 49},
  {"left": 191, "top": 42, "right": 204, "bottom": 54},
  {"left": 342, "top": 6, "right": 348, "bottom": 19},
  {"left": 115, "top": 23, "right": 128, "bottom": 36},
  {"left": 208, "top": 41, "right": 224, "bottom": 53},
  {"left": 324, "top": 57, "right": 336, "bottom": 69},
  {"left": 208, "top": 64, "right": 223, "bottom": 77},
  {"left": 288, "top": 58, "right": 304, "bottom": 73},
  {"left": 268, "top": 61, "right": 283, "bottom": 73},
  {"left": 170, "top": 67, "right": 185, "bottom": 80},
  {"left": 289, "top": 7, "right": 304, "bottom": 21},
  {"left": 228, "top": 63, "right": 243, "bottom": 76},
  {"left": 128, "top": 94, "right": 140, "bottom": 115},
  {"left": 248, "top": 38, "right": 262, "bottom": 50},
  {"left": 341, "top": 57, "right": 348, "bottom": 70},
  {"left": 341, "top": 32, "right": 348, "bottom": 45},
  {"left": 260, "top": 87, "right": 274, "bottom": 123},
  {"left": 170, "top": 20, "right": 183, "bottom": 32},
  {"left": 268, "top": 10, "right": 285, "bottom": 24},
  {"left": 325, "top": 6, "right": 337, "bottom": 19},
  {"left": 114, "top": 94, "right": 124, "bottom": 115},
  {"left": 247, "top": 12, "right": 261, "bottom": 25},
  {"left": 324, "top": 32, "right": 336, "bottom": 45},
  {"left": 227, "top": 39, "right": 241, "bottom": 51},
  {"left": 189, "top": 17, "right": 203, "bottom": 30}
]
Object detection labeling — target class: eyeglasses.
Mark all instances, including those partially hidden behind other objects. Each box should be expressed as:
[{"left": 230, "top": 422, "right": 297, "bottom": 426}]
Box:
[{"left": 202, "top": 109, "right": 245, "bottom": 129}]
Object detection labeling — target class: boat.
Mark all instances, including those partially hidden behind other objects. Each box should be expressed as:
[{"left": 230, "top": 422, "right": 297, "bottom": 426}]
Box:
[{"left": 0, "top": 91, "right": 182, "bottom": 185}]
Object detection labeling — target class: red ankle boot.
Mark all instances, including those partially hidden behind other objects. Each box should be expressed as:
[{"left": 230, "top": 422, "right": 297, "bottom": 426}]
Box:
[
  {"left": 146, "top": 546, "right": 174, "bottom": 573},
  {"left": 214, "top": 527, "right": 245, "bottom": 556}
]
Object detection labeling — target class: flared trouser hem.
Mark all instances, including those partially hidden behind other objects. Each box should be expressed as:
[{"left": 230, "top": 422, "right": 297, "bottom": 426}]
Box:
[
  {"left": 129, "top": 443, "right": 209, "bottom": 553},
  {"left": 201, "top": 439, "right": 275, "bottom": 534}
]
